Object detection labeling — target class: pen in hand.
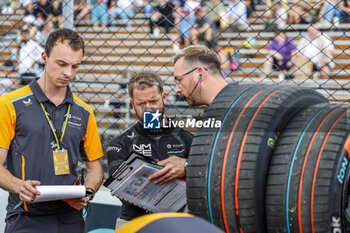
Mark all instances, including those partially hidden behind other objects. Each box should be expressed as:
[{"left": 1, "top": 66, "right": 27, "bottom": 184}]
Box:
[
  {"left": 13, "top": 200, "right": 23, "bottom": 210},
  {"left": 14, "top": 180, "right": 41, "bottom": 209}
]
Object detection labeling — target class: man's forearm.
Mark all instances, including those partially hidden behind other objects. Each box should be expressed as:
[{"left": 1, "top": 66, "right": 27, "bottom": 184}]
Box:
[
  {"left": 84, "top": 159, "right": 104, "bottom": 192},
  {"left": 0, "top": 166, "right": 23, "bottom": 194}
]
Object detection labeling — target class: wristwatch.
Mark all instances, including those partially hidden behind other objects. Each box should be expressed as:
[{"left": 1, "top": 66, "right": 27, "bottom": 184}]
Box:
[
  {"left": 184, "top": 159, "right": 188, "bottom": 169},
  {"left": 85, "top": 187, "right": 96, "bottom": 200}
]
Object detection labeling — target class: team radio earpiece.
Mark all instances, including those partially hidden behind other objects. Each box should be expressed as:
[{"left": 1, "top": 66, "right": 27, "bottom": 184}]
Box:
[{"left": 180, "top": 71, "right": 202, "bottom": 101}]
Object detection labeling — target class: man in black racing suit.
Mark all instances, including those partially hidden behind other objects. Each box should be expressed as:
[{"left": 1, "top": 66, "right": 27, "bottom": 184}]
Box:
[{"left": 107, "top": 71, "right": 193, "bottom": 229}]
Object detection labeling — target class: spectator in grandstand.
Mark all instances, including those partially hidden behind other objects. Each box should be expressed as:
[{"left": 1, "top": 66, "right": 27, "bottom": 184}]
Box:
[
  {"left": 107, "top": 70, "right": 193, "bottom": 230},
  {"left": 218, "top": 46, "right": 240, "bottom": 78},
  {"left": 288, "top": 0, "right": 313, "bottom": 24},
  {"left": 17, "top": 28, "right": 45, "bottom": 85},
  {"left": 15, "top": 0, "right": 31, "bottom": 9},
  {"left": 339, "top": 0, "right": 350, "bottom": 23},
  {"left": 320, "top": 0, "right": 341, "bottom": 27},
  {"left": 33, "top": 0, "right": 53, "bottom": 26},
  {"left": 183, "top": 0, "right": 200, "bottom": 20},
  {"left": 175, "top": 0, "right": 185, "bottom": 5},
  {"left": 263, "top": 29, "right": 296, "bottom": 80},
  {"left": 74, "top": 0, "right": 92, "bottom": 21},
  {"left": 51, "top": 0, "right": 62, "bottom": 28},
  {"left": 108, "top": 0, "right": 135, "bottom": 29},
  {"left": 265, "top": 1, "right": 288, "bottom": 30},
  {"left": 173, "top": 45, "right": 237, "bottom": 107},
  {"left": 184, "top": 0, "right": 200, "bottom": 11},
  {"left": 91, "top": 0, "right": 108, "bottom": 28},
  {"left": 143, "top": 0, "right": 153, "bottom": 18},
  {"left": 149, "top": 0, "right": 175, "bottom": 37},
  {"left": 0, "top": 60, "right": 19, "bottom": 95},
  {"left": 245, "top": 0, "right": 255, "bottom": 18},
  {"left": 16, "top": 0, "right": 36, "bottom": 24},
  {"left": 203, "top": 0, "right": 226, "bottom": 29},
  {"left": 273, "top": 2, "right": 288, "bottom": 28},
  {"left": 295, "top": 23, "right": 334, "bottom": 79},
  {"left": 34, "top": 21, "right": 54, "bottom": 47},
  {"left": 172, "top": 5, "right": 194, "bottom": 52},
  {"left": 22, "top": 15, "right": 40, "bottom": 37},
  {"left": 190, "top": 7, "right": 217, "bottom": 49},
  {"left": 223, "top": 0, "right": 248, "bottom": 30},
  {"left": 108, "top": 69, "right": 130, "bottom": 119},
  {"left": 266, "top": 0, "right": 288, "bottom": 12}
]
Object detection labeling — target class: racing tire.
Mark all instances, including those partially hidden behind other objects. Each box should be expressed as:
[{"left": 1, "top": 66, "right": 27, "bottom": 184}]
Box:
[
  {"left": 186, "top": 84, "right": 327, "bottom": 233},
  {"left": 266, "top": 103, "right": 350, "bottom": 233}
]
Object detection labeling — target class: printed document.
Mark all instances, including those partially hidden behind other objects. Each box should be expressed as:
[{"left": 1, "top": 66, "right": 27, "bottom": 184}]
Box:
[{"left": 104, "top": 154, "right": 186, "bottom": 213}]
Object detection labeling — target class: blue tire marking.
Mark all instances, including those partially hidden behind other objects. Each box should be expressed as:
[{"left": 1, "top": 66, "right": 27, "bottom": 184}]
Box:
[
  {"left": 207, "top": 90, "right": 248, "bottom": 223},
  {"left": 285, "top": 107, "right": 326, "bottom": 233}
]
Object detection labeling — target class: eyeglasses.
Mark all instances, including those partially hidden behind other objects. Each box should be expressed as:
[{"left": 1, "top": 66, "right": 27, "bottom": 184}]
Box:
[{"left": 174, "top": 67, "right": 208, "bottom": 84}]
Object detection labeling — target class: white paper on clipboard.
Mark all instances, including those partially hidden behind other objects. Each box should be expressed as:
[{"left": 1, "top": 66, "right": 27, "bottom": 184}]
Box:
[
  {"left": 104, "top": 154, "right": 186, "bottom": 213},
  {"left": 33, "top": 185, "right": 86, "bottom": 203}
]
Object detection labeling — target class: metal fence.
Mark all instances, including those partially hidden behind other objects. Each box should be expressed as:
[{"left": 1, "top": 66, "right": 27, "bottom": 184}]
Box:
[{"left": 0, "top": 0, "right": 349, "bottom": 174}]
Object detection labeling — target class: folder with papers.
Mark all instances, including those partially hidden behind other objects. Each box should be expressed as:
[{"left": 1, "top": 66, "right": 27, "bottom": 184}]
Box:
[{"left": 104, "top": 153, "right": 187, "bottom": 213}]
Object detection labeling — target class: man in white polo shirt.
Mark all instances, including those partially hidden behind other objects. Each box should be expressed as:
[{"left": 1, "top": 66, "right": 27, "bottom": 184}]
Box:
[
  {"left": 17, "top": 28, "right": 44, "bottom": 84},
  {"left": 296, "top": 23, "right": 334, "bottom": 79}
]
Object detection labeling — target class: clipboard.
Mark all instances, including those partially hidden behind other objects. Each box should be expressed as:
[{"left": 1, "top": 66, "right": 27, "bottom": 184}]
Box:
[
  {"left": 104, "top": 152, "right": 157, "bottom": 187},
  {"left": 103, "top": 152, "right": 187, "bottom": 213}
]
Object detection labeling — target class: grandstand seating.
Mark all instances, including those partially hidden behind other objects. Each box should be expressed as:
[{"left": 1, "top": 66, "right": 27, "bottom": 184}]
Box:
[{"left": 0, "top": 4, "right": 349, "bottom": 137}]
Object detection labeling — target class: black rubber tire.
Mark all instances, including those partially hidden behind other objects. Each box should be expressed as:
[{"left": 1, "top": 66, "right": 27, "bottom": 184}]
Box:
[
  {"left": 186, "top": 84, "right": 327, "bottom": 233},
  {"left": 266, "top": 103, "right": 350, "bottom": 233}
]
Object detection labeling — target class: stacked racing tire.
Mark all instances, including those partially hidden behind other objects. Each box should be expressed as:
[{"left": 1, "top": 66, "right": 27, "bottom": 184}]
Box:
[
  {"left": 186, "top": 84, "right": 328, "bottom": 233},
  {"left": 266, "top": 103, "right": 350, "bottom": 233}
]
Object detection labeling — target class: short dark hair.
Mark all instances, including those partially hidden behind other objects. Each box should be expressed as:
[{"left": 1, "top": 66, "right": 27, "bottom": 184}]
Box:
[
  {"left": 128, "top": 71, "right": 163, "bottom": 99},
  {"left": 173, "top": 45, "right": 222, "bottom": 75},
  {"left": 45, "top": 28, "right": 85, "bottom": 57}
]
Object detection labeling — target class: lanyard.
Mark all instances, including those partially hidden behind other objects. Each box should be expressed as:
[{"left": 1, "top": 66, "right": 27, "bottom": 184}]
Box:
[{"left": 40, "top": 103, "right": 71, "bottom": 150}]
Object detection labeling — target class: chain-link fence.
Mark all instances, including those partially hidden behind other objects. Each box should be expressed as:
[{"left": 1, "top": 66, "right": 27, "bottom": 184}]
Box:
[{"left": 1, "top": 0, "right": 349, "bottom": 174}]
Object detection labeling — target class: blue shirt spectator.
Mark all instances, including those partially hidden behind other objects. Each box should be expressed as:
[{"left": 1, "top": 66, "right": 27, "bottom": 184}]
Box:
[
  {"left": 172, "top": 5, "right": 195, "bottom": 51},
  {"left": 108, "top": 0, "right": 135, "bottom": 29},
  {"left": 91, "top": 0, "right": 108, "bottom": 28}
]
